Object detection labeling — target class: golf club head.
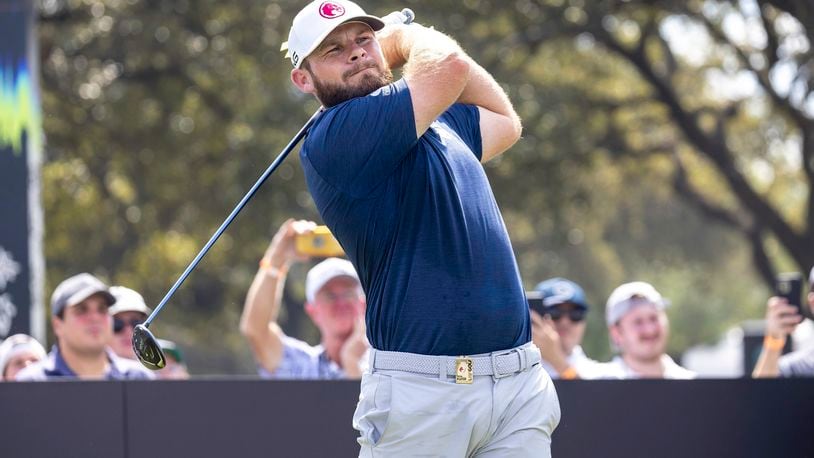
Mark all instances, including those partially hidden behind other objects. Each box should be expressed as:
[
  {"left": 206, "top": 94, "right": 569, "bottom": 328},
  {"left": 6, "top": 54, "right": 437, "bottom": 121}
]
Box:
[{"left": 132, "top": 324, "right": 166, "bottom": 370}]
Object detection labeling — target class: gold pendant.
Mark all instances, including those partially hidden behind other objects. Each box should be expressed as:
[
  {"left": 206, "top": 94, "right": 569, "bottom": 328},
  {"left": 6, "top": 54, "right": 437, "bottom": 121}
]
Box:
[{"left": 455, "top": 357, "right": 474, "bottom": 384}]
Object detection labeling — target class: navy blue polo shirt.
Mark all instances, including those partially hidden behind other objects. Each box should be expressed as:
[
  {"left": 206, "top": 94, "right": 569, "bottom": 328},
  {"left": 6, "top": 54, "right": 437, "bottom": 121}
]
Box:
[{"left": 300, "top": 78, "right": 529, "bottom": 356}]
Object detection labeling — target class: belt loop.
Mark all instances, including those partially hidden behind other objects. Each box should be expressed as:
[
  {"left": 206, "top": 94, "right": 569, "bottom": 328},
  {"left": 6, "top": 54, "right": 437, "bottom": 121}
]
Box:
[
  {"left": 439, "top": 357, "right": 446, "bottom": 380},
  {"left": 369, "top": 349, "right": 377, "bottom": 374},
  {"left": 517, "top": 347, "right": 527, "bottom": 371}
]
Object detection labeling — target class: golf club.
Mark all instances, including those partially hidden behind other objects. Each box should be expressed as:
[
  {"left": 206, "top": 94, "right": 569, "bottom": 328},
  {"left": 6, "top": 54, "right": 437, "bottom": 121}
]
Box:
[{"left": 133, "top": 8, "right": 416, "bottom": 370}]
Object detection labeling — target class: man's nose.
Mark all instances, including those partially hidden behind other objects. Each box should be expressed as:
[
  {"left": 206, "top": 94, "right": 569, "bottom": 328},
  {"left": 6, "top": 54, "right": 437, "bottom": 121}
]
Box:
[{"left": 349, "top": 43, "right": 366, "bottom": 61}]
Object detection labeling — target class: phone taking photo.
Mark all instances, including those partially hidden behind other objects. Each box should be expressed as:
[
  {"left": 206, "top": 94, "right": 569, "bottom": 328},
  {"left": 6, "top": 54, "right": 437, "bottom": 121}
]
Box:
[
  {"left": 775, "top": 272, "right": 803, "bottom": 314},
  {"left": 527, "top": 290, "right": 545, "bottom": 316},
  {"left": 295, "top": 226, "right": 345, "bottom": 258}
]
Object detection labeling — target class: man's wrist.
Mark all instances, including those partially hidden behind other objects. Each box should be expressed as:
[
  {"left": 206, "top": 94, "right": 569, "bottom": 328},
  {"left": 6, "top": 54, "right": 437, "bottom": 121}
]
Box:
[
  {"left": 763, "top": 334, "right": 786, "bottom": 351},
  {"left": 259, "top": 258, "right": 289, "bottom": 277},
  {"left": 559, "top": 366, "right": 578, "bottom": 380}
]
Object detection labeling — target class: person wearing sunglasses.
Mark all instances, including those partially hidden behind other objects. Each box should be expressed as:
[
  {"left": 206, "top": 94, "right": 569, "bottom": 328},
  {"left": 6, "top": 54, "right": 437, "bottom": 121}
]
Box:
[
  {"left": 531, "top": 278, "right": 603, "bottom": 380},
  {"left": 16, "top": 273, "right": 153, "bottom": 381},
  {"left": 601, "top": 281, "right": 695, "bottom": 379},
  {"left": 108, "top": 286, "right": 152, "bottom": 360}
]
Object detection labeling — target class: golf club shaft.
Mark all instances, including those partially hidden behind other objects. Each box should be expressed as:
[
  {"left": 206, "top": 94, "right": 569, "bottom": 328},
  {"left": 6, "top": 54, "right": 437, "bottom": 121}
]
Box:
[
  {"left": 143, "top": 8, "right": 415, "bottom": 327},
  {"left": 144, "top": 109, "right": 322, "bottom": 326}
]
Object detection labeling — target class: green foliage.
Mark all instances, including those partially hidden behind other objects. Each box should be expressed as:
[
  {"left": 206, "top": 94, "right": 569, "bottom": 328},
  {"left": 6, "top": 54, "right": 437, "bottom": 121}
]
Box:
[{"left": 38, "top": 0, "right": 811, "bottom": 373}]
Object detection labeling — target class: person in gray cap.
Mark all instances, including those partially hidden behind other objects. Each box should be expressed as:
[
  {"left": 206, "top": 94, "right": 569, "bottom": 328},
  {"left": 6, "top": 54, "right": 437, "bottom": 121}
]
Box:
[
  {"left": 600, "top": 281, "right": 695, "bottom": 379},
  {"left": 753, "top": 267, "right": 814, "bottom": 377},
  {"left": 240, "top": 219, "right": 368, "bottom": 379},
  {"left": 15, "top": 273, "right": 153, "bottom": 381},
  {"left": 531, "top": 278, "right": 603, "bottom": 379},
  {"left": 108, "top": 286, "right": 152, "bottom": 360}
]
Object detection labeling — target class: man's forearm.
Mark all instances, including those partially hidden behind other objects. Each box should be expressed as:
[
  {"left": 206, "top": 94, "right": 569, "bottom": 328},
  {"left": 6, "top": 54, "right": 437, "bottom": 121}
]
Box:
[
  {"left": 457, "top": 58, "right": 520, "bottom": 126},
  {"left": 240, "top": 262, "right": 287, "bottom": 338},
  {"left": 381, "top": 24, "right": 519, "bottom": 128},
  {"left": 381, "top": 24, "right": 466, "bottom": 75}
]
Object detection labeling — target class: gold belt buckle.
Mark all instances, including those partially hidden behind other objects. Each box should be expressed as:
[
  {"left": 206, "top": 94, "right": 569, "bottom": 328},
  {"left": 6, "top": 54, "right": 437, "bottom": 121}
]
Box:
[{"left": 455, "top": 356, "right": 473, "bottom": 384}]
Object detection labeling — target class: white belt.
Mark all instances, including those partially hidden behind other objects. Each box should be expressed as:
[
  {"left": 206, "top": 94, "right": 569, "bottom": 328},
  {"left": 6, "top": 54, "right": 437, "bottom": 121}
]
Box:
[{"left": 369, "top": 342, "right": 541, "bottom": 380}]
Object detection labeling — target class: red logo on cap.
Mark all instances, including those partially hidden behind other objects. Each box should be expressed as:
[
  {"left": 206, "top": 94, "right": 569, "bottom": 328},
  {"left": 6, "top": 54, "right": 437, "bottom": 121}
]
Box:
[{"left": 319, "top": 2, "right": 346, "bottom": 19}]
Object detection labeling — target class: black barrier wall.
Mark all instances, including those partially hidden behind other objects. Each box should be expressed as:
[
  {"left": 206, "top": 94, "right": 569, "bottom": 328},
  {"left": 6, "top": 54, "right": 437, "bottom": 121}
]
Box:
[{"left": 1, "top": 379, "right": 813, "bottom": 458}]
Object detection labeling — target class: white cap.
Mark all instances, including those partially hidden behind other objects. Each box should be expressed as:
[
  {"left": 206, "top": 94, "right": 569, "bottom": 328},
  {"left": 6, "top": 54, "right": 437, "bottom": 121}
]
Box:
[
  {"left": 282, "top": 0, "right": 384, "bottom": 68},
  {"left": 605, "top": 281, "right": 668, "bottom": 326},
  {"left": 108, "top": 286, "right": 152, "bottom": 316},
  {"left": 0, "top": 334, "right": 47, "bottom": 377},
  {"left": 305, "top": 257, "right": 360, "bottom": 303}
]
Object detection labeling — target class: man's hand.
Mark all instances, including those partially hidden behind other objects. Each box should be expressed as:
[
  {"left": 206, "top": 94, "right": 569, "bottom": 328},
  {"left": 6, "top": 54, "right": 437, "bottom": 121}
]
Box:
[
  {"left": 765, "top": 296, "right": 803, "bottom": 339},
  {"left": 531, "top": 311, "right": 569, "bottom": 374},
  {"left": 339, "top": 316, "right": 369, "bottom": 379},
  {"left": 262, "top": 219, "right": 317, "bottom": 270},
  {"left": 376, "top": 24, "right": 409, "bottom": 70}
]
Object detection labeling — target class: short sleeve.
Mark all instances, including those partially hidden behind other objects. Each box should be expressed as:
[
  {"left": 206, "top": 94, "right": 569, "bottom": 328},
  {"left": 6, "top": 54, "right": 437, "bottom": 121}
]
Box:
[
  {"left": 302, "top": 79, "right": 418, "bottom": 197},
  {"left": 438, "top": 103, "right": 482, "bottom": 160}
]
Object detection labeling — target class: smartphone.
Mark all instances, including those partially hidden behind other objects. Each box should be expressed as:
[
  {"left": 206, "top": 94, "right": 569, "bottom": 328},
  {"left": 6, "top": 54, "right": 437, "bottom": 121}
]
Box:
[
  {"left": 295, "top": 226, "right": 345, "bottom": 257},
  {"left": 527, "top": 290, "right": 546, "bottom": 316},
  {"left": 775, "top": 272, "right": 803, "bottom": 314}
]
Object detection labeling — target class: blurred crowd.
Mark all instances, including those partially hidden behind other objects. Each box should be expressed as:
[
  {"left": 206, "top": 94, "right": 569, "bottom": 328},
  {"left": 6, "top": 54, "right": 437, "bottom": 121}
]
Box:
[
  {"left": 2, "top": 219, "right": 812, "bottom": 382},
  {"left": 0, "top": 273, "right": 188, "bottom": 381}
]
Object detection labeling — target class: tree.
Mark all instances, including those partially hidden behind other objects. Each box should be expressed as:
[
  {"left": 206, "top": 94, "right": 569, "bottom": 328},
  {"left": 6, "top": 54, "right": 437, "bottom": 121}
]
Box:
[
  {"left": 36, "top": 0, "right": 811, "bottom": 371},
  {"left": 496, "top": 0, "right": 814, "bottom": 285}
]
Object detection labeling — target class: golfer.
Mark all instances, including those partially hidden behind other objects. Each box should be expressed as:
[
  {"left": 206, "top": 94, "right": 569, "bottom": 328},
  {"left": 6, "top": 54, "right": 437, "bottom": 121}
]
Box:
[{"left": 285, "top": 1, "right": 560, "bottom": 455}]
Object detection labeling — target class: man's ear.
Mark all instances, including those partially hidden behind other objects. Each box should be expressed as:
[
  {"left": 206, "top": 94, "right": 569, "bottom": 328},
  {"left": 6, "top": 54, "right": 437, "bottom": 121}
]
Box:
[
  {"left": 51, "top": 316, "right": 63, "bottom": 340},
  {"left": 304, "top": 301, "right": 319, "bottom": 321},
  {"left": 609, "top": 325, "right": 622, "bottom": 347},
  {"left": 291, "top": 67, "right": 315, "bottom": 94}
]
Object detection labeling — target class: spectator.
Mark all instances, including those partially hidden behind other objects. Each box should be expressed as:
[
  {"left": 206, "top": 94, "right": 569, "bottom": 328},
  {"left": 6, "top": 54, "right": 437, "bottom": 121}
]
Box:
[
  {"left": 753, "top": 267, "right": 814, "bottom": 377},
  {"left": 0, "top": 334, "right": 46, "bottom": 381},
  {"left": 531, "top": 278, "right": 603, "bottom": 379},
  {"left": 601, "top": 281, "right": 695, "bottom": 379},
  {"left": 108, "top": 286, "right": 152, "bottom": 360},
  {"left": 156, "top": 339, "right": 190, "bottom": 380},
  {"left": 16, "top": 273, "right": 153, "bottom": 380},
  {"left": 240, "top": 219, "right": 368, "bottom": 379}
]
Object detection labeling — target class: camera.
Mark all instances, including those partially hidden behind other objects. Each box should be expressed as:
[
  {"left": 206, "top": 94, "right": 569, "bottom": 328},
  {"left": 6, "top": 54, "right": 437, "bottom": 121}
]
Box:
[
  {"left": 295, "top": 226, "right": 345, "bottom": 257},
  {"left": 527, "top": 290, "right": 545, "bottom": 316},
  {"left": 775, "top": 272, "right": 803, "bottom": 314}
]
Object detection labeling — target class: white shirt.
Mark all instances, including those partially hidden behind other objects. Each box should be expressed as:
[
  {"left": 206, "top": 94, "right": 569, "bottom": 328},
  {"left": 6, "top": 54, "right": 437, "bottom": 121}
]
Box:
[
  {"left": 596, "top": 354, "right": 696, "bottom": 379},
  {"left": 541, "top": 345, "right": 605, "bottom": 380}
]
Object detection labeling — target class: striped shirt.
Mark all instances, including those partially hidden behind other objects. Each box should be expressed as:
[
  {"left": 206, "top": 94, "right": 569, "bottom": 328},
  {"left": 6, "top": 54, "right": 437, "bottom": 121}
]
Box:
[
  {"left": 779, "top": 345, "right": 814, "bottom": 377},
  {"left": 257, "top": 335, "right": 345, "bottom": 380}
]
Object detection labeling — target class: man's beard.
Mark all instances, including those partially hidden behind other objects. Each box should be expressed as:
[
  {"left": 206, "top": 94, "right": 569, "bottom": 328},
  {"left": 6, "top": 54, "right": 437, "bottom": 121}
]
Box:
[{"left": 312, "top": 63, "right": 394, "bottom": 108}]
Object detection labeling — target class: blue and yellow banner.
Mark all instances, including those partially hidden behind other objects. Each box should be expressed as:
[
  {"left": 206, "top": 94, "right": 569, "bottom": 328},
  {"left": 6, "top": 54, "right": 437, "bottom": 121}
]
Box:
[{"left": 0, "top": 0, "right": 44, "bottom": 341}]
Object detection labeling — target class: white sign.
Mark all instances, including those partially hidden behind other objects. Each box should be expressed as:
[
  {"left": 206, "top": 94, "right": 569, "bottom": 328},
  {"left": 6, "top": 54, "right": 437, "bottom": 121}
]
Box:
[
  {"left": 0, "top": 246, "right": 21, "bottom": 338},
  {"left": 0, "top": 246, "right": 21, "bottom": 290}
]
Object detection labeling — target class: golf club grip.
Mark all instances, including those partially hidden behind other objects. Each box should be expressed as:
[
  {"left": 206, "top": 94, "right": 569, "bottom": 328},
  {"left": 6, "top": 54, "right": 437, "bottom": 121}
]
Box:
[
  {"left": 143, "top": 109, "right": 322, "bottom": 326},
  {"left": 381, "top": 8, "right": 415, "bottom": 26}
]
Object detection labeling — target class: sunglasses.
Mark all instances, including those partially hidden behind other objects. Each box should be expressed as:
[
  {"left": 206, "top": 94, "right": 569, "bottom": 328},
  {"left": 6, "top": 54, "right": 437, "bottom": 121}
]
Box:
[
  {"left": 544, "top": 308, "right": 586, "bottom": 322},
  {"left": 113, "top": 318, "right": 144, "bottom": 334}
]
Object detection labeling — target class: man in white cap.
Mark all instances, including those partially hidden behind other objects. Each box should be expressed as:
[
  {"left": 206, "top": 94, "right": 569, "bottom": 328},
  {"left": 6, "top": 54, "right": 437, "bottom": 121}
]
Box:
[
  {"left": 16, "top": 273, "right": 153, "bottom": 380},
  {"left": 240, "top": 219, "right": 368, "bottom": 379},
  {"left": 108, "top": 286, "right": 152, "bottom": 360},
  {"left": 753, "top": 267, "right": 814, "bottom": 377},
  {"left": 285, "top": 1, "right": 558, "bottom": 455},
  {"left": 601, "top": 281, "right": 694, "bottom": 379},
  {"left": 0, "top": 334, "right": 46, "bottom": 381}
]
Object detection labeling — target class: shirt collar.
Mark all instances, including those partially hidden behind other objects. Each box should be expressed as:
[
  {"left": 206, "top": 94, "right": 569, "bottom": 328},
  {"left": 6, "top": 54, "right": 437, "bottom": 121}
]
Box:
[{"left": 47, "top": 344, "right": 129, "bottom": 379}]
